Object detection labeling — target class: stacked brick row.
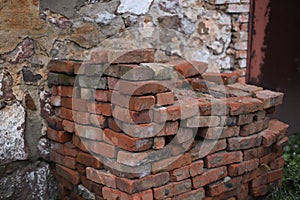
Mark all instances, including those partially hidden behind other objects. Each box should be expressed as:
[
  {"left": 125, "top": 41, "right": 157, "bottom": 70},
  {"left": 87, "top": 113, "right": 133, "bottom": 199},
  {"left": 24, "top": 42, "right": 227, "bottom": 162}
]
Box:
[{"left": 47, "top": 49, "right": 288, "bottom": 200}]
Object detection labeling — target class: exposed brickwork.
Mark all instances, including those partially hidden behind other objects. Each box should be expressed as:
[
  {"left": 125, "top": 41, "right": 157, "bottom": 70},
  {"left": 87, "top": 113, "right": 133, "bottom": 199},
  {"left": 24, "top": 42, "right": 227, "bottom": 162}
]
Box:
[{"left": 48, "top": 49, "right": 287, "bottom": 199}]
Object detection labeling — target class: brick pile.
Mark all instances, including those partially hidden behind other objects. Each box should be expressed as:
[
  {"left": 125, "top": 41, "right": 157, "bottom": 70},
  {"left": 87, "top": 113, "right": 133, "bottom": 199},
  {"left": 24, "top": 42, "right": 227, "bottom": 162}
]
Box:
[{"left": 47, "top": 48, "right": 288, "bottom": 200}]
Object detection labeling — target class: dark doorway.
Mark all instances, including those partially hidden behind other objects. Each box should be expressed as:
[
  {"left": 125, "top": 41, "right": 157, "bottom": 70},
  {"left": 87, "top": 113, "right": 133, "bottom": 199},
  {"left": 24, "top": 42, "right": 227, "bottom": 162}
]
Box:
[{"left": 248, "top": 0, "right": 300, "bottom": 134}]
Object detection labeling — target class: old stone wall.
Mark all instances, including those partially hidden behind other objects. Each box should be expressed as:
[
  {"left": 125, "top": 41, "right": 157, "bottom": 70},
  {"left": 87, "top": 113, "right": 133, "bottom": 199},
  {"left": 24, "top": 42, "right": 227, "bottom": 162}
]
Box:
[{"left": 0, "top": 0, "right": 251, "bottom": 199}]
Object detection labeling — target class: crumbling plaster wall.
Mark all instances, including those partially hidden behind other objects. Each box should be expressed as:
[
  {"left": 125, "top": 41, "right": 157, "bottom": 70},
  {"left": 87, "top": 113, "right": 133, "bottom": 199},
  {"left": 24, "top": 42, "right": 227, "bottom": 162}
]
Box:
[{"left": 0, "top": 0, "right": 250, "bottom": 199}]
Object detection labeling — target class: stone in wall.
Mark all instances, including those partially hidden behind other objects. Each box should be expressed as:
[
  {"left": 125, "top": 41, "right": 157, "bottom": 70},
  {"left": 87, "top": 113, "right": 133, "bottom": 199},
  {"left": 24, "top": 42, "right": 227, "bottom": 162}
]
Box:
[
  {"left": 0, "top": 102, "right": 27, "bottom": 165},
  {"left": 117, "top": 0, "right": 154, "bottom": 15},
  {"left": 0, "top": 161, "right": 57, "bottom": 200}
]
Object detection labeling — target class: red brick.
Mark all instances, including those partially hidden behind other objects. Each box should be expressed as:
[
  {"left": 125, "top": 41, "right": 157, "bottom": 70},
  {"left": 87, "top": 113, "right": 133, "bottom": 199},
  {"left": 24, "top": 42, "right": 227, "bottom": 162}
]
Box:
[
  {"left": 251, "top": 173, "right": 268, "bottom": 188},
  {"left": 81, "top": 88, "right": 93, "bottom": 100},
  {"left": 228, "top": 159, "right": 259, "bottom": 176},
  {"left": 74, "top": 111, "right": 90, "bottom": 125},
  {"left": 197, "top": 126, "right": 239, "bottom": 139},
  {"left": 75, "top": 124, "right": 103, "bottom": 141},
  {"left": 62, "top": 120, "right": 75, "bottom": 133},
  {"left": 192, "top": 166, "right": 227, "bottom": 188},
  {"left": 182, "top": 115, "right": 221, "bottom": 128},
  {"left": 268, "top": 119, "right": 289, "bottom": 136},
  {"left": 169, "top": 60, "right": 208, "bottom": 78},
  {"left": 251, "top": 185, "right": 269, "bottom": 197},
  {"left": 175, "top": 128, "right": 195, "bottom": 143},
  {"left": 111, "top": 91, "right": 155, "bottom": 111},
  {"left": 102, "top": 187, "right": 153, "bottom": 200},
  {"left": 76, "top": 152, "right": 102, "bottom": 168},
  {"left": 95, "top": 90, "right": 110, "bottom": 102},
  {"left": 226, "top": 97, "right": 263, "bottom": 115},
  {"left": 116, "top": 172, "right": 169, "bottom": 194},
  {"left": 227, "top": 134, "right": 262, "bottom": 150},
  {"left": 260, "top": 150, "right": 283, "bottom": 165},
  {"left": 98, "top": 103, "right": 112, "bottom": 116},
  {"left": 240, "top": 119, "right": 265, "bottom": 136},
  {"left": 207, "top": 176, "right": 242, "bottom": 197},
  {"left": 170, "top": 165, "right": 190, "bottom": 182},
  {"left": 152, "top": 153, "right": 191, "bottom": 174},
  {"left": 189, "top": 160, "right": 204, "bottom": 177},
  {"left": 260, "top": 129, "right": 278, "bottom": 147},
  {"left": 89, "top": 114, "right": 107, "bottom": 128},
  {"left": 242, "top": 166, "right": 268, "bottom": 183},
  {"left": 51, "top": 142, "right": 78, "bottom": 157},
  {"left": 172, "top": 188, "right": 205, "bottom": 200},
  {"left": 191, "top": 139, "right": 227, "bottom": 161},
  {"left": 254, "top": 90, "right": 284, "bottom": 109},
  {"left": 113, "top": 105, "right": 151, "bottom": 124},
  {"left": 268, "top": 168, "right": 283, "bottom": 183},
  {"left": 47, "top": 116, "right": 63, "bottom": 130},
  {"left": 86, "top": 167, "right": 117, "bottom": 188},
  {"left": 50, "top": 151, "right": 76, "bottom": 169},
  {"left": 153, "top": 179, "right": 192, "bottom": 199},
  {"left": 47, "top": 127, "right": 72, "bottom": 143},
  {"left": 205, "top": 151, "right": 243, "bottom": 168},
  {"left": 156, "top": 92, "right": 174, "bottom": 106},
  {"left": 276, "top": 136, "right": 289, "bottom": 151},
  {"left": 86, "top": 140, "right": 117, "bottom": 158},
  {"left": 107, "top": 77, "right": 119, "bottom": 90},
  {"left": 61, "top": 98, "right": 87, "bottom": 111},
  {"left": 56, "top": 164, "right": 80, "bottom": 185},
  {"left": 117, "top": 79, "right": 171, "bottom": 96},
  {"left": 108, "top": 118, "right": 121, "bottom": 132},
  {"left": 236, "top": 113, "right": 254, "bottom": 125},
  {"left": 104, "top": 128, "right": 153, "bottom": 152},
  {"left": 49, "top": 60, "right": 80, "bottom": 74},
  {"left": 58, "top": 107, "right": 74, "bottom": 121},
  {"left": 72, "top": 135, "right": 88, "bottom": 152},
  {"left": 59, "top": 86, "right": 74, "bottom": 97},
  {"left": 202, "top": 72, "right": 238, "bottom": 85},
  {"left": 270, "top": 156, "right": 284, "bottom": 170}
]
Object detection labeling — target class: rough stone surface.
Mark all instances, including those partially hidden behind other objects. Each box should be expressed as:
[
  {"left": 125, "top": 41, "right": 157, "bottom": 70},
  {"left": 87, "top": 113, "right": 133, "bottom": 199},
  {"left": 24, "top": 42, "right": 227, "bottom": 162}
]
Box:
[
  {"left": 0, "top": 103, "right": 27, "bottom": 164},
  {"left": 0, "top": 162, "right": 57, "bottom": 200},
  {"left": 117, "top": 0, "right": 154, "bottom": 15}
]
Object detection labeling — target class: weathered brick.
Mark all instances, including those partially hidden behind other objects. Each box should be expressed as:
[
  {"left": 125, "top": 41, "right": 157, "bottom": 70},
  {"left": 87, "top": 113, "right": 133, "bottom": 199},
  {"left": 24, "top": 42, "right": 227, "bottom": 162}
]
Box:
[
  {"left": 152, "top": 153, "right": 191, "bottom": 174},
  {"left": 51, "top": 142, "right": 78, "bottom": 157},
  {"left": 197, "top": 126, "right": 240, "bottom": 139},
  {"left": 86, "top": 167, "right": 117, "bottom": 188},
  {"left": 86, "top": 140, "right": 117, "bottom": 159},
  {"left": 102, "top": 187, "right": 153, "bottom": 200},
  {"left": 74, "top": 111, "right": 90, "bottom": 125},
  {"left": 89, "top": 114, "right": 107, "bottom": 128},
  {"left": 48, "top": 72, "right": 75, "bottom": 86},
  {"left": 72, "top": 135, "right": 88, "bottom": 152},
  {"left": 207, "top": 176, "right": 242, "bottom": 197},
  {"left": 182, "top": 116, "right": 220, "bottom": 128},
  {"left": 50, "top": 151, "right": 76, "bottom": 169},
  {"left": 227, "top": 134, "right": 262, "bottom": 150},
  {"left": 116, "top": 79, "right": 171, "bottom": 96},
  {"left": 268, "top": 168, "right": 283, "bottom": 183},
  {"left": 76, "top": 152, "right": 102, "bottom": 168},
  {"left": 172, "top": 188, "right": 205, "bottom": 200},
  {"left": 153, "top": 179, "right": 192, "bottom": 199},
  {"left": 228, "top": 159, "right": 259, "bottom": 176},
  {"left": 105, "top": 64, "right": 154, "bottom": 81},
  {"left": 104, "top": 128, "right": 153, "bottom": 152},
  {"left": 270, "top": 156, "right": 284, "bottom": 170},
  {"left": 205, "top": 151, "right": 243, "bottom": 168},
  {"left": 255, "top": 90, "right": 284, "bottom": 109},
  {"left": 111, "top": 91, "right": 155, "bottom": 111},
  {"left": 240, "top": 119, "right": 266, "bottom": 136},
  {"left": 192, "top": 166, "right": 227, "bottom": 188},
  {"left": 153, "top": 137, "right": 165, "bottom": 150},
  {"left": 169, "top": 60, "right": 208, "bottom": 78},
  {"left": 56, "top": 164, "right": 80, "bottom": 185},
  {"left": 58, "top": 107, "right": 74, "bottom": 122},
  {"left": 116, "top": 172, "right": 169, "bottom": 194},
  {"left": 47, "top": 127, "right": 72, "bottom": 143},
  {"left": 226, "top": 97, "right": 263, "bottom": 115},
  {"left": 156, "top": 92, "right": 174, "bottom": 106},
  {"left": 191, "top": 139, "right": 227, "bottom": 161},
  {"left": 75, "top": 124, "right": 103, "bottom": 141},
  {"left": 95, "top": 90, "right": 110, "bottom": 102},
  {"left": 260, "top": 129, "right": 278, "bottom": 147},
  {"left": 62, "top": 120, "right": 75, "bottom": 133},
  {"left": 113, "top": 105, "right": 151, "bottom": 124},
  {"left": 50, "top": 96, "right": 61, "bottom": 107},
  {"left": 49, "top": 60, "right": 81, "bottom": 74}
]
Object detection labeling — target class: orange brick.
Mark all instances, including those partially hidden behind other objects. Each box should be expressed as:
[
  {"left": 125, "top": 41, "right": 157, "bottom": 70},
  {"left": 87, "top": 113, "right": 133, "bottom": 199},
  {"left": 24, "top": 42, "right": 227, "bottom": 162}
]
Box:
[
  {"left": 153, "top": 179, "right": 192, "bottom": 199},
  {"left": 228, "top": 159, "right": 259, "bottom": 176},
  {"left": 204, "top": 151, "right": 243, "bottom": 168},
  {"left": 192, "top": 166, "right": 227, "bottom": 188},
  {"left": 76, "top": 152, "right": 102, "bottom": 168},
  {"left": 47, "top": 127, "right": 72, "bottom": 143},
  {"left": 56, "top": 164, "right": 80, "bottom": 185},
  {"left": 86, "top": 167, "right": 117, "bottom": 188}
]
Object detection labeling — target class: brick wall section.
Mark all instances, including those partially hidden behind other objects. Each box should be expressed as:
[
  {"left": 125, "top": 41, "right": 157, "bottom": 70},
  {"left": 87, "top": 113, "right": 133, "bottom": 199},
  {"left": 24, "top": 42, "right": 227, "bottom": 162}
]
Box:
[{"left": 47, "top": 49, "right": 288, "bottom": 200}]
